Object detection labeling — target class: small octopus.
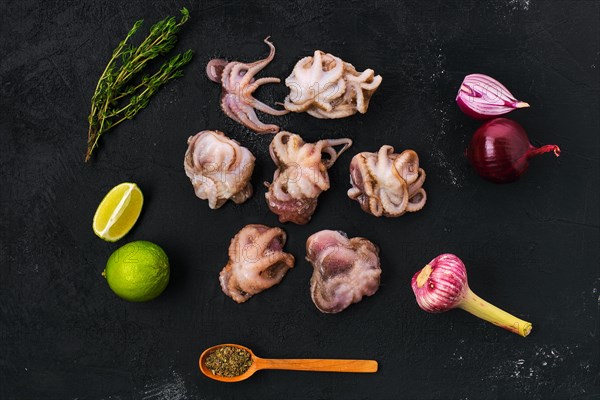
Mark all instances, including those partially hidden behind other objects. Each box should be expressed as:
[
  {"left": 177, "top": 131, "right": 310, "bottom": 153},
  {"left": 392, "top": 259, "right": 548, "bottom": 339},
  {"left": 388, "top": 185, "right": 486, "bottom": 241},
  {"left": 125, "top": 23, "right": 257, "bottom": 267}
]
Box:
[
  {"left": 206, "top": 37, "right": 288, "bottom": 133},
  {"left": 348, "top": 145, "right": 426, "bottom": 217},
  {"left": 219, "top": 224, "right": 295, "bottom": 303},
  {"left": 184, "top": 130, "right": 255, "bottom": 209},
  {"left": 265, "top": 131, "right": 352, "bottom": 224},
  {"left": 306, "top": 230, "right": 381, "bottom": 313},
  {"left": 284, "top": 50, "right": 382, "bottom": 119}
]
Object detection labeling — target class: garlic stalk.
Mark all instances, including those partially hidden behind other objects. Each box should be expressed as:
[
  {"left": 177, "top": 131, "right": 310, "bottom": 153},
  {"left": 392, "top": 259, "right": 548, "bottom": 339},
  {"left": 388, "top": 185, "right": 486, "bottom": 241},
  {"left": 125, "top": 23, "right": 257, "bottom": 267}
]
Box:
[{"left": 411, "top": 253, "right": 532, "bottom": 337}]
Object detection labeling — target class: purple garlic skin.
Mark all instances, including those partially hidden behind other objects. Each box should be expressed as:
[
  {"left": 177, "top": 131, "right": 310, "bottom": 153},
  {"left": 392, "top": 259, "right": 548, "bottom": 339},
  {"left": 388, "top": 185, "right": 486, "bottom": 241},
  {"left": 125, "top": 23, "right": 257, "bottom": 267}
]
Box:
[
  {"left": 410, "top": 253, "right": 468, "bottom": 313},
  {"left": 456, "top": 73, "right": 530, "bottom": 120}
]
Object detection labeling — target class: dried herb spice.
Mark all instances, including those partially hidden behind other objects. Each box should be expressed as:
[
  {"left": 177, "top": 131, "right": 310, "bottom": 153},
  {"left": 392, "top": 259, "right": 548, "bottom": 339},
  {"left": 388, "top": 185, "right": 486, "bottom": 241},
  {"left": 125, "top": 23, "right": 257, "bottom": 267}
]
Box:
[{"left": 205, "top": 346, "right": 253, "bottom": 377}]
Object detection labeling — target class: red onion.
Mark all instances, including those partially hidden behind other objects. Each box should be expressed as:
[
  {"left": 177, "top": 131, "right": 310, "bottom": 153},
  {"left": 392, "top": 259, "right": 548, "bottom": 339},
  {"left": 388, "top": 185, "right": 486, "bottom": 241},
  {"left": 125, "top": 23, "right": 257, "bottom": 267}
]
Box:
[
  {"left": 411, "top": 254, "right": 532, "bottom": 337},
  {"left": 467, "top": 118, "right": 560, "bottom": 183},
  {"left": 456, "top": 73, "right": 530, "bottom": 120}
]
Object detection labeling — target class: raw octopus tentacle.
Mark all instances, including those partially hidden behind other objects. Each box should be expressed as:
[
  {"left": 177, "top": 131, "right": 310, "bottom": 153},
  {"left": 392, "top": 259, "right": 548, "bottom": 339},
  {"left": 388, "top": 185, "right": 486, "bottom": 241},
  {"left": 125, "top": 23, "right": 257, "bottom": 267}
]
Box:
[
  {"left": 184, "top": 130, "right": 255, "bottom": 209},
  {"left": 265, "top": 131, "right": 352, "bottom": 224},
  {"left": 348, "top": 145, "right": 426, "bottom": 217},
  {"left": 206, "top": 37, "right": 288, "bottom": 134},
  {"left": 284, "top": 50, "right": 382, "bottom": 119},
  {"left": 219, "top": 224, "right": 295, "bottom": 303},
  {"left": 306, "top": 230, "right": 381, "bottom": 313},
  {"left": 321, "top": 138, "right": 353, "bottom": 169}
]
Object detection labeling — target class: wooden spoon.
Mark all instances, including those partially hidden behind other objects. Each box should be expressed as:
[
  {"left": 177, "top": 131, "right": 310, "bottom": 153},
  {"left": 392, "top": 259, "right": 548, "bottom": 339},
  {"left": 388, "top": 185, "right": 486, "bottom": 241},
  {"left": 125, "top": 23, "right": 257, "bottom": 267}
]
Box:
[{"left": 199, "top": 343, "right": 378, "bottom": 382}]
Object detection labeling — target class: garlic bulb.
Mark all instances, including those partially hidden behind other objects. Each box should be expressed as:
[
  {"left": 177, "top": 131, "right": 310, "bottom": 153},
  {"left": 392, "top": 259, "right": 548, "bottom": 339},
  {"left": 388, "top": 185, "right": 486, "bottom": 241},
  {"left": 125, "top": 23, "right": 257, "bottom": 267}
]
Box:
[{"left": 411, "top": 253, "right": 533, "bottom": 337}]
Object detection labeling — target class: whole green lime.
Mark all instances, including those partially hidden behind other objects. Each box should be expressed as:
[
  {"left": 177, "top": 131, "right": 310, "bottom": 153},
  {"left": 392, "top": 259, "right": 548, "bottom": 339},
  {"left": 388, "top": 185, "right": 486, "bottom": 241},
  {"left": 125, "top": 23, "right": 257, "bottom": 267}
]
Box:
[{"left": 103, "top": 241, "right": 170, "bottom": 302}]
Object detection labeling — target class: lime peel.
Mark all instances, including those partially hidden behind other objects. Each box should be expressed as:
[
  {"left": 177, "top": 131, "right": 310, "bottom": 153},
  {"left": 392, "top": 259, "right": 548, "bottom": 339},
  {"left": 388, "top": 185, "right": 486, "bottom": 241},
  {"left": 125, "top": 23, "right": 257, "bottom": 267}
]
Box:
[{"left": 104, "top": 241, "right": 170, "bottom": 302}]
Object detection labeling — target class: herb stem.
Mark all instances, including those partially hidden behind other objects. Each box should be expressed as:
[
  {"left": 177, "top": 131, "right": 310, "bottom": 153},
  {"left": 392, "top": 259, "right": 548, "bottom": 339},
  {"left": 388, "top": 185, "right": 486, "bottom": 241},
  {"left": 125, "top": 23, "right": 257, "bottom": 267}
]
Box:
[{"left": 85, "top": 8, "right": 192, "bottom": 162}]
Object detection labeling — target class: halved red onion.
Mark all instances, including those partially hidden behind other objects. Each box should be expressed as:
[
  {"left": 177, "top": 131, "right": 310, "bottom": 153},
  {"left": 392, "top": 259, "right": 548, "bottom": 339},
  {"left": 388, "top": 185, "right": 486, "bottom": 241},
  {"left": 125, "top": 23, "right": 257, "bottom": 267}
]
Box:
[{"left": 456, "top": 73, "right": 530, "bottom": 120}]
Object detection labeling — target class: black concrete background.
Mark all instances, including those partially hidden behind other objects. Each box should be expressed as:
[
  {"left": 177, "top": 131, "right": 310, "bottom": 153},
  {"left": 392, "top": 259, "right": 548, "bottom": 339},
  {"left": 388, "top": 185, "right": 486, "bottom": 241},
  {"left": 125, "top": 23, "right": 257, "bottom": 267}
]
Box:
[{"left": 1, "top": 1, "right": 599, "bottom": 399}]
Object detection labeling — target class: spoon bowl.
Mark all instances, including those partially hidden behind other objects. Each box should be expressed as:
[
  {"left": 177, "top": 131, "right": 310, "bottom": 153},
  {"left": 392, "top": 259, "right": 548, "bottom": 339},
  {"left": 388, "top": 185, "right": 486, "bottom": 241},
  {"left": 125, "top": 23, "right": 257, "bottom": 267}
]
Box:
[
  {"left": 199, "top": 343, "right": 259, "bottom": 382},
  {"left": 199, "top": 343, "right": 378, "bottom": 382}
]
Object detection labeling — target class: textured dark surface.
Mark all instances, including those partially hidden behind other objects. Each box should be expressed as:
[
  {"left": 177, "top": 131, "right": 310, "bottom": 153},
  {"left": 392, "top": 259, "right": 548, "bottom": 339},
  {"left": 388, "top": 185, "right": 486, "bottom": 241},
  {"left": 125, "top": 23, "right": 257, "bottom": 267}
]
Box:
[{"left": 1, "top": 1, "right": 599, "bottom": 399}]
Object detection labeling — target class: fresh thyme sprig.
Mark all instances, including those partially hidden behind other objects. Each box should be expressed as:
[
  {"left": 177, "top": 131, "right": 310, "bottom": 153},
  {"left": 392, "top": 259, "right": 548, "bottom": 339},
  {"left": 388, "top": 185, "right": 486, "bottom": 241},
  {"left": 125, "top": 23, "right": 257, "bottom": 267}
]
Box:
[{"left": 86, "top": 8, "right": 193, "bottom": 162}]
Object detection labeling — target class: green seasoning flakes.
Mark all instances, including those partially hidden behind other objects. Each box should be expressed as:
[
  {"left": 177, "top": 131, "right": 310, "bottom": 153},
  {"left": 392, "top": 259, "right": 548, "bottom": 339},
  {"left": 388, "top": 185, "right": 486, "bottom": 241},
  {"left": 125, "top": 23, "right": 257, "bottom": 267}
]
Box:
[{"left": 205, "top": 346, "right": 253, "bottom": 377}]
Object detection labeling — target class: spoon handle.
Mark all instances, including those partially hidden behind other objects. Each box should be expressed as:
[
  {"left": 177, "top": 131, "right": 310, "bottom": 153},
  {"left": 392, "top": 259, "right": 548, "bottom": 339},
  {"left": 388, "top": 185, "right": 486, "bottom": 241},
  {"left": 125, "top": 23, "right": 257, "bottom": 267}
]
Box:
[{"left": 256, "top": 358, "right": 378, "bottom": 373}]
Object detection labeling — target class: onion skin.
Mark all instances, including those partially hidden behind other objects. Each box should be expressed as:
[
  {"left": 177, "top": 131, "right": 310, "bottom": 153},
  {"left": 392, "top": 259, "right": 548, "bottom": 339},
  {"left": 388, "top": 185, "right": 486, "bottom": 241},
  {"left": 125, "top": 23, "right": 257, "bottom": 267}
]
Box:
[
  {"left": 467, "top": 118, "right": 561, "bottom": 183},
  {"left": 411, "top": 253, "right": 533, "bottom": 337},
  {"left": 456, "top": 73, "right": 530, "bottom": 120}
]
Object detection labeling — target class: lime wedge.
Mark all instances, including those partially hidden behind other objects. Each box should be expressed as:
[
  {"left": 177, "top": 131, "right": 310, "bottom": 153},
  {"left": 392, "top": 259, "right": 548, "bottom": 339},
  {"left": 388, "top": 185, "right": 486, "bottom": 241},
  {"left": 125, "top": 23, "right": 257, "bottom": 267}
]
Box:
[{"left": 93, "top": 182, "right": 143, "bottom": 242}]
